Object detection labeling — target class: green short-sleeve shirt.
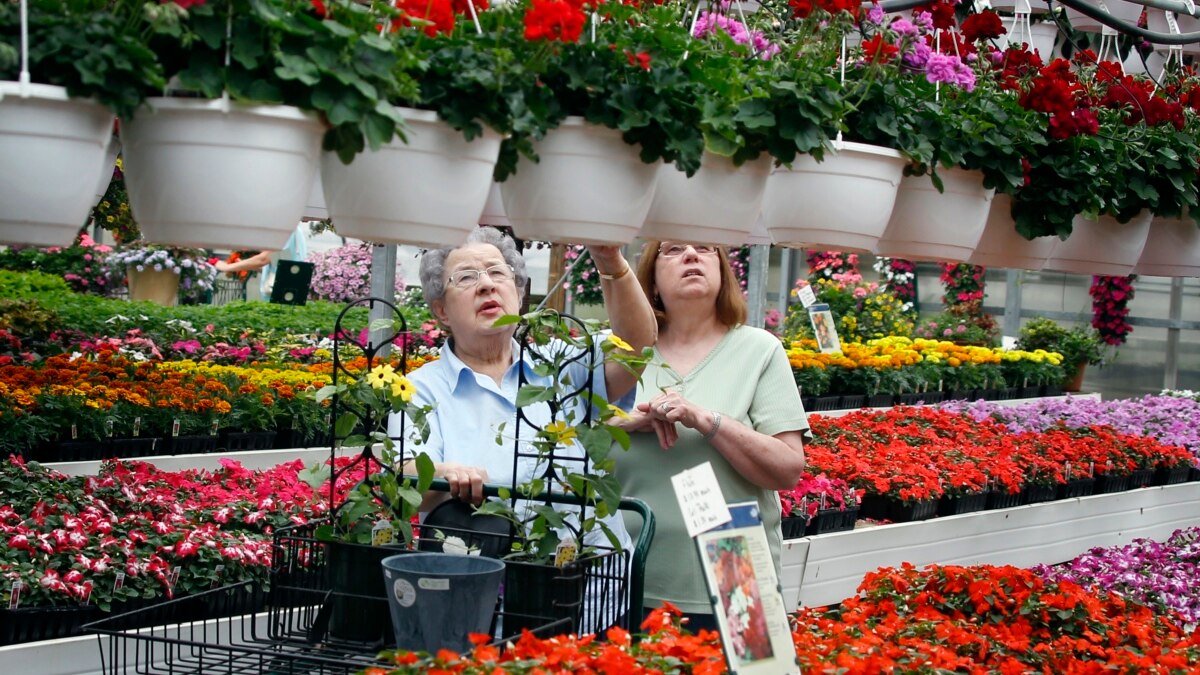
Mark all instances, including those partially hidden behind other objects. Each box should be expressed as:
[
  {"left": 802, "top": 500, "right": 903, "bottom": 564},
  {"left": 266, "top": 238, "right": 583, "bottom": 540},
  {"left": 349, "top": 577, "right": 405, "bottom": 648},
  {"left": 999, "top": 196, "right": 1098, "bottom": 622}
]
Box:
[{"left": 617, "top": 325, "right": 809, "bottom": 615}]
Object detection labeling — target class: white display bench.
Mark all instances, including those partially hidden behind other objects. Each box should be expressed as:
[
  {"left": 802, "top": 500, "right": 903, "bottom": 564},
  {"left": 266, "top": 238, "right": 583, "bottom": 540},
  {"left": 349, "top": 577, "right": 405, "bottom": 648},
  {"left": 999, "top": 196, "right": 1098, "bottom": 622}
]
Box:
[{"left": 780, "top": 481, "right": 1200, "bottom": 610}]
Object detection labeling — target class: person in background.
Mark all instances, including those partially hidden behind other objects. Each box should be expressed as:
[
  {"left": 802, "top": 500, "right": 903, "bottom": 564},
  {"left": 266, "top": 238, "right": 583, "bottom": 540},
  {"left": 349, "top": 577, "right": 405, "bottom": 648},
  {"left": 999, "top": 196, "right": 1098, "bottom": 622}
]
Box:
[
  {"left": 614, "top": 240, "right": 808, "bottom": 632},
  {"left": 212, "top": 223, "right": 309, "bottom": 296}
]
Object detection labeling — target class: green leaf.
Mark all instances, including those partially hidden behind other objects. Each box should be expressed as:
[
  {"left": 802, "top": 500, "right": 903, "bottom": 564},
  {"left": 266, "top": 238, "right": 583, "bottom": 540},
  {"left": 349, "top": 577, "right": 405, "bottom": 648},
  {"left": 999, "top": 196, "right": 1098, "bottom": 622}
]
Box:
[
  {"left": 576, "top": 424, "right": 612, "bottom": 464},
  {"left": 414, "top": 452, "right": 435, "bottom": 493},
  {"left": 275, "top": 53, "right": 320, "bottom": 87},
  {"left": 334, "top": 413, "right": 358, "bottom": 439},
  {"left": 298, "top": 463, "right": 330, "bottom": 489},
  {"left": 492, "top": 314, "right": 522, "bottom": 327},
  {"left": 516, "top": 385, "right": 556, "bottom": 407}
]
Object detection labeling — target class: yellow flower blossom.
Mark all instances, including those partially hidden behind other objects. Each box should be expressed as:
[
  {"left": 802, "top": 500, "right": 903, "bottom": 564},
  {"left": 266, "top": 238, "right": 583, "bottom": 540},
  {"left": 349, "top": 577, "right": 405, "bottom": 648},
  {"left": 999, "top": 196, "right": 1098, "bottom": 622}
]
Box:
[
  {"left": 544, "top": 420, "right": 577, "bottom": 446},
  {"left": 390, "top": 376, "right": 415, "bottom": 403},
  {"left": 367, "top": 364, "right": 397, "bottom": 390},
  {"left": 607, "top": 335, "right": 634, "bottom": 352}
]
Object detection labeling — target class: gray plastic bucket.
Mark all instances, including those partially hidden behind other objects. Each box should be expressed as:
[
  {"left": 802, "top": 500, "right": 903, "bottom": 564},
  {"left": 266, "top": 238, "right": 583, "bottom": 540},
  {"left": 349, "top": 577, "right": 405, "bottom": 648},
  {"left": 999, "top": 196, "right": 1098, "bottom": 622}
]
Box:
[{"left": 381, "top": 552, "right": 505, "bottom": 653}]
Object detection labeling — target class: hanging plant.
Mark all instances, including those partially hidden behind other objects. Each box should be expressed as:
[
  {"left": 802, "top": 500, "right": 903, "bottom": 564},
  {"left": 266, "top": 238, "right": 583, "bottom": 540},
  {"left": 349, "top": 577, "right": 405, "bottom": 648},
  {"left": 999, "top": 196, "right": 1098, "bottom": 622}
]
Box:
[
  {"left": 806, "top": 250, "right": 860, "bottom": 281},
  {"left": 729, "top": 245, "right": 751, "bottom": 294},
  {"left": 940, "top": 262, "right": 986, "bottom": 307},
  {"left": 562, "top": 246, "right": 603, "bottom": 306},
  {"left": 874, "top": 257, "right": 918, "bottom": 314},
  {"left": 1089, "top": 275, "right": 1136, "bottom": 346}
]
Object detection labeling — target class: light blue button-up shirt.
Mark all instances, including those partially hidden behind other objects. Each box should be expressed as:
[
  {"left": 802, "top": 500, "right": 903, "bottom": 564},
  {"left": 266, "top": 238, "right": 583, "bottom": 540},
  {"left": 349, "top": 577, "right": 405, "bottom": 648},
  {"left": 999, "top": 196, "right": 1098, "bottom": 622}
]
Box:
[{"left": 388, "top": 336, "right": 634, "bottom": 552}]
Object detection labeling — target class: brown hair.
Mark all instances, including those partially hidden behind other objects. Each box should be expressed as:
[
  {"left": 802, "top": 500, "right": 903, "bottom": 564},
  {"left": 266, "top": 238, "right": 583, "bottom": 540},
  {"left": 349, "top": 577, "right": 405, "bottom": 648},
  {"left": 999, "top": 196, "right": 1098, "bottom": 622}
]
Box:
[{"left": 635, "top": 240, "right": 748, "bottom": 331}]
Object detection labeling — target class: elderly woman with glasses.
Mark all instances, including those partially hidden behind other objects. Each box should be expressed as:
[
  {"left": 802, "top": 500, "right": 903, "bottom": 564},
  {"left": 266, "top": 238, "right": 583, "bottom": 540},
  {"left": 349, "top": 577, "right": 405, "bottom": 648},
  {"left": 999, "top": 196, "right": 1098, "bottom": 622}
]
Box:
[
  {"left": 613, "top": 240, "right": 808, "bottom": 632},
  {"left": 390, "top": 226, "right": 656, "bottom": 521}
]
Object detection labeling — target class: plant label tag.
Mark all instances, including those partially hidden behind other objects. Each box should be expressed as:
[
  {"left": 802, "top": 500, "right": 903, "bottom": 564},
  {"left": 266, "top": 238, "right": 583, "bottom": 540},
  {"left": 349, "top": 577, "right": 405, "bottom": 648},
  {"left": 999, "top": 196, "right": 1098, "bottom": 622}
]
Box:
[
  {"left": 554, "top": 539, "right": 578, "bottom": 569},
  {"left": 9, "top": 581, "right": 21, "bottom": 609},
  {"left": 211, "top": 421, "right": 219, "bottom": 436},
  {"left": 71, "top": 424, "right": 78, "bottom": 440},
  {"left": 106, "top": 419, "right": 115, "bottom": 438},
  {"left": 172, "top": 419, "right": 181, "bottom": 438},
  {"left": 671, "top": 461, "right": 731, "bottom": 538},
  {"left": 168, "top": 568, "right": 181, "bottom": 591},
  {"left": 114, "top": 572, "right": 125, "bottom": 592},
  {"left": 133, "top": 417, "right": 141, "bottom": 438},
  {"left": 82, "top": 583, "right": 92, "bottom": 605},
  {"left": 213, "top": 564, "right": 224, "bottom": 589},
  {"left": 796, "top": 284, "right": 818, "bottom": 308},
  {"left": 372, "top": 520, "right": 395, "bottom": 547}
]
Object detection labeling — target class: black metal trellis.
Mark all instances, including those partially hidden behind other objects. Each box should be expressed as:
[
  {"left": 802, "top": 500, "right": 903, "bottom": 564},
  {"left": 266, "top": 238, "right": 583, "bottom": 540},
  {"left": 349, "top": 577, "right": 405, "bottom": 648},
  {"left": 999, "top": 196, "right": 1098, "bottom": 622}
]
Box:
[
  {"left": 510, "top": 312, "right": 599, "bottom": 543},
  {"left": 325, "top": 296, "right": 412, "bottom": 520}
]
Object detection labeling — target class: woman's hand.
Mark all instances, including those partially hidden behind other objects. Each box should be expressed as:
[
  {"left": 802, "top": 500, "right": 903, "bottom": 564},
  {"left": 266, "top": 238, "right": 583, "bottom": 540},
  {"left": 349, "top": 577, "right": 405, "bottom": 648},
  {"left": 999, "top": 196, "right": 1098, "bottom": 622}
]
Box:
[
  {"left": 639, "top": 391, "right": 713, "bottom": 450},
  {"left": 436, "top": 462, "right": 489, "bottom": 506}
]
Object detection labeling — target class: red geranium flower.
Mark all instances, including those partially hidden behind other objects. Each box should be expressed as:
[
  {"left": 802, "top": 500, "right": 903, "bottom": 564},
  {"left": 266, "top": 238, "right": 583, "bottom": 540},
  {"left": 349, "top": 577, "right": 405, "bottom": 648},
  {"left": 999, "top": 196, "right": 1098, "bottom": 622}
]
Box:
[
  {"left": 960, "top": 10, "right": 1005, "bottom": 42},
  {"left": 523, "top": 0, "right": 586, "bottom": 42},
  {"left": 394, "top": 0, "right": 456, "bottom": 36},
  {"left": 862, "top": 35, "right": 900, "bottom": 65}
]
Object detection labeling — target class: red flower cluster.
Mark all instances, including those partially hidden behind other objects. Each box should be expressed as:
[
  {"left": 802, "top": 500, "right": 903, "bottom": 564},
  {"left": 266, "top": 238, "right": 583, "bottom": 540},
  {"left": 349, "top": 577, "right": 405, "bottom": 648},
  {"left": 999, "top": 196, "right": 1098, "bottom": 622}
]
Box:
[
  {"left": 1101, "top": 75, "right": 1187, "bottom": 129},
  {"left": 523, "top": 0, "right": 587, "bottom": 43},
  {"left": 1090, "top": 275, "right": 1137, "bottom": 346},
  {"left": 393, "top": 0, "right": 456, "bottom": 36},
  {"left": 804, "top": 407, "right": 1194, "bottom": 505},
  {"left": 959, "top": 10, "right": 1004, "bottom": 42},
  {"left": 861, "top": 35, "right": 899, "bottom": 65},
  {"left": 787, "top": 0, "right": 859, "bottom": 20},
  {"left": 917, "top": 0, "right": 958, "bottom": 30},
  {"left": 795, "top": 563, "right": 1200, "bottom": 673},
  {"left": 1018, "top": 60, "right": 1100, "bottom": 140},
  {"left": 939, "top": 262, "right": 985, "bottom": 306}
]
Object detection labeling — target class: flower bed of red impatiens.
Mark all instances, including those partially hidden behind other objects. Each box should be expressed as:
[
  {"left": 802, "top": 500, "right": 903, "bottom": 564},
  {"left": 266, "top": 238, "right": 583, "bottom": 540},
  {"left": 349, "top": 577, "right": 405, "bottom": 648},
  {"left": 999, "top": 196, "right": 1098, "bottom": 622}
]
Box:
[
  {"left": 799, "top": 407, "right": 1195, "bottom": 517},
  {"left": 0, "top": 456, "right": 371, "bottom": 618},
  {"left": 362, "top": 563, "right": 1200, "bottom": 674}
]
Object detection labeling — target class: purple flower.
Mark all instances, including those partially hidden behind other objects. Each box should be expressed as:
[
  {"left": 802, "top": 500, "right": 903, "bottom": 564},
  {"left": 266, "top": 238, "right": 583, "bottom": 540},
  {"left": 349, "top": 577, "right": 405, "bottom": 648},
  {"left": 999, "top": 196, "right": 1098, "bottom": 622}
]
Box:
[
  {"left": 891, "top": 19, "right": 919, "bottom": 37},
  {"left": 925, "top": 52, "right": 976, "bottom": 91}
]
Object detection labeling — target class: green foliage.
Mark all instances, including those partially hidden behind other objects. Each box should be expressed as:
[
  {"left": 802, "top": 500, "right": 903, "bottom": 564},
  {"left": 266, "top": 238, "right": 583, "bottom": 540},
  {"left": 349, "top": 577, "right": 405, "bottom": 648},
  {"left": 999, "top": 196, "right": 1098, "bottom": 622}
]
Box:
[
  {"left": 0, "top": 0, "right": 165, "bottom": 118},
  {"left": 1016, "top": 317, "right": 1106, "bottom": 369},
  {"left": 144, "top": 0, "right": 417, "bottom": 163}
]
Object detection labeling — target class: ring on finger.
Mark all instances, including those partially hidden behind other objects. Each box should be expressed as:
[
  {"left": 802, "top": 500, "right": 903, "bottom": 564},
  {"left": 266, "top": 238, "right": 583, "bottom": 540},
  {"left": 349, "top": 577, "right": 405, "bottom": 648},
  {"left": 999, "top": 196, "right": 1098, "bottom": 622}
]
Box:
[{"left": 660, "top": 402, "right": 672, "bottom": 413}]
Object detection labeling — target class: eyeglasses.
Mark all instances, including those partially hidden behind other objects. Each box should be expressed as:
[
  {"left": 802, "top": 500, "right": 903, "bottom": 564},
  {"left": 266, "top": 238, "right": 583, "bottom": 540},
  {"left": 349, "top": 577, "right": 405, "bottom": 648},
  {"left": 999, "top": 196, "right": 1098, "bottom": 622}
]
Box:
[
  {"left": 659, "top": 243, "right": 718, "bottom": 258},
  {"left": 447, "top": 263, "right": 515, "bottom": 289}
]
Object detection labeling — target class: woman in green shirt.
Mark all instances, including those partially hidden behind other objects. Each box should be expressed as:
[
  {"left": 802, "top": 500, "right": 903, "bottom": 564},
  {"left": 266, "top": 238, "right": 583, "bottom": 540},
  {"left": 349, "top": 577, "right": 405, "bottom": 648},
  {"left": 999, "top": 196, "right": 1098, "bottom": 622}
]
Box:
[{"left": 615, "top": 241, "right": 809, "bottom": 633}]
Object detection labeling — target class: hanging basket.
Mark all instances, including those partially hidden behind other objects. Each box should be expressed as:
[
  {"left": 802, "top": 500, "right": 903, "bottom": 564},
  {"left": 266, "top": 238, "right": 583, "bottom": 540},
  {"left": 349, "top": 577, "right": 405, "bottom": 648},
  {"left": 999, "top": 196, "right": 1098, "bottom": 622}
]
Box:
[
  {"left": 641, "top": 153, "right": 770, "bottom": 245},
  {"left": 126, "top": 268, "right": 180, "bottom": 306},
  {"left": 303, "top": 168, "right": 327, "bottom": 220},
  {"left": 323, "top": 106, "right": 501, "bottom": 247},
  {"left": 92, "top": 134, "right": 120, "bottom": 208},
  {"left": 969, "top": 193, "right": 1060, "bottom": 270},
  {"left": 1062, "top": 0, "right": 1144, "bottom": 33},
  {"left": 760, "top": 141, "right": 905, "bottom": 253},
  {"left": 479, "top": 183, "right": 510, "bottom": 227},
  {"left": 874, "top": 167, "right": 994, "bottom": 263},
  {"left": 1044, "top": 210, "right": 1152, "bottom": 276},
  {"left": 499, "top": 117, "right": 658, "bottom": 245},
  {"left": 1002, "top": 17, "right": 1059, "bottom": 59},
  {"left": 1132, "top": 213, "right": 1200, "bottom": 277},
  {"left": 121, "top": 97, "right": 323, "bottom": 250},
  {"left": 992, "top": 0, "right": 1051, "bottom": 13},
  {"left": 0, "top": 82, "right": 115, "bottom": 247}
]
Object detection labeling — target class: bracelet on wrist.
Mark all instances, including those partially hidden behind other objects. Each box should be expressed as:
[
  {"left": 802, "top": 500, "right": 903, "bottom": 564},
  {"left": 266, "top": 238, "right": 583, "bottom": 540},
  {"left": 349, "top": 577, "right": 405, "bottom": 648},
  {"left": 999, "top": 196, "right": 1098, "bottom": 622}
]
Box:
[
  {"left": 598, "top": 262, "right": 631, "bottom": 281},
  {"left": 702, "top": 410, "right": 722, "bottom": 442}
]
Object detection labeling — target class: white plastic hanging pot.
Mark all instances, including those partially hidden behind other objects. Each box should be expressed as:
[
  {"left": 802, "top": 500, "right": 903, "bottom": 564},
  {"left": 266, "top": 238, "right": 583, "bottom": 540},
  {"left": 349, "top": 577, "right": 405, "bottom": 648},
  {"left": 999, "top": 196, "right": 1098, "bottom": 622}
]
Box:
[
  {"left": 991, "top": 0, "right": 1051, "bottom": 14},
  {"left": 1003, "top": 17, "right": 1059, "bottom": 59},
  {"left": 92, "top": 134, "right": 120, "bottom": 208},
  {"left": 479, "top": 183, "right": 510, "bottom": 227},
  {"left": 500, "top": 117, "right": 657, "bottom": 245},
  {"left": 760, "top": 140, "right": 905, "bottom": 253},
  {"left": 1133, "top": 213, "right": 1200, "bottom": 277},
  {"left": 969, "top": 194, "right": 1059, "bottom": 270},
  {"left": 1062, "top": 0, "right": 1144, "bottom": 33},
  {"left": 1044, "top": 210, "right": 1152, "bottom": 275},
  {"left": 122, "top": 97, "right": 323, "bottom": 250},
  {"left": 1123, "top": 50, "right": 1167, "bottom": 76},
  {"left": 323, "top": 106, "right": 501, "bottom": 247},
  {"left": 0, "top": 82, "right": 114, "bottom": 247},
  {"left": 303, "top": 168, "right": 327, "bottom": 220},
  {"left": 641, "top": 153, "right": 770, "bottom": 246},
  {"left": 875, "top": 167, "right": 994, "bottom": 263}
]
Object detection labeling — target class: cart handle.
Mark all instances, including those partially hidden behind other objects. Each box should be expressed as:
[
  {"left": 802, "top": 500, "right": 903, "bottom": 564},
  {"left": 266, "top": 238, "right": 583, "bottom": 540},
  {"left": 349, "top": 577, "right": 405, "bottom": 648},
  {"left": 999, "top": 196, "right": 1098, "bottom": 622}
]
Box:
[{"left": 420, "top": 478, "right": 656, "bottom": 628}]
